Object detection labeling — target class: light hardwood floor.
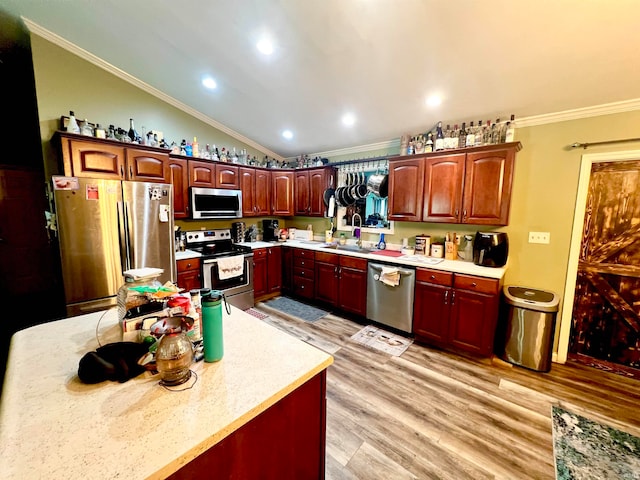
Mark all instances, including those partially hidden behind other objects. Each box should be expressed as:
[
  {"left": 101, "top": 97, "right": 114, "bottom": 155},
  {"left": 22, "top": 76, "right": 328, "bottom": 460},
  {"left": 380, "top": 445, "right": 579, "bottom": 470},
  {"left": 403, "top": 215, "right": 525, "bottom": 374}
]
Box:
[{"left": 254, "top": 300, "right": 640, "bottom": 480}]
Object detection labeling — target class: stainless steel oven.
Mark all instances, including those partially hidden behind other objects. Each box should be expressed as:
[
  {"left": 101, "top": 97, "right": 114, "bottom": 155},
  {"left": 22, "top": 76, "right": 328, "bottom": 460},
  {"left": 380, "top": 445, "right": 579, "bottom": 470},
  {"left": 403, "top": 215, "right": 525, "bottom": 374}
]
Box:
[
  {"left": 202, "top": 253, "right": 254, "bottom": 310},
  {"left": 185, "top": 228, "right": 254, "bottom": 310}
]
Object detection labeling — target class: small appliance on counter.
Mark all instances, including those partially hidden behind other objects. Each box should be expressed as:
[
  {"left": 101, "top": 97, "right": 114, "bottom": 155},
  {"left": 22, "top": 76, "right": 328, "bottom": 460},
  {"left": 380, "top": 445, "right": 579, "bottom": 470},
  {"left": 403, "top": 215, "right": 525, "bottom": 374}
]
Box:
[
  {"left": 473, "top": 231, "right": 508, "bottom": 267},
  {"left": 262, "top": 219, "right": 279, "bottom": 242},
  {"left": 231, "top": 222, "right": 246, "bottom": 243}
]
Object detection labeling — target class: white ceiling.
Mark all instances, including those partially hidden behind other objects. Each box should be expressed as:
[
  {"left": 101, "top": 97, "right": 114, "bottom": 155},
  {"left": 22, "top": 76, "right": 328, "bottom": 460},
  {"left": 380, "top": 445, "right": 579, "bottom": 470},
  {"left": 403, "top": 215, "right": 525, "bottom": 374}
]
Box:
[{"left": 3, "top": 0, "right": 640, "bottom": 158}]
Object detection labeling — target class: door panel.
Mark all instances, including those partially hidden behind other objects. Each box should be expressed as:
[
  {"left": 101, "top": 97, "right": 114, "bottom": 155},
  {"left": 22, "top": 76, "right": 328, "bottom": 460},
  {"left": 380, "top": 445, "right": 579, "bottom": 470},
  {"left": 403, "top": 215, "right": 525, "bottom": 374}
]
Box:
[{"left": 422, "top": 154, "right": 464, "bottom": 223}]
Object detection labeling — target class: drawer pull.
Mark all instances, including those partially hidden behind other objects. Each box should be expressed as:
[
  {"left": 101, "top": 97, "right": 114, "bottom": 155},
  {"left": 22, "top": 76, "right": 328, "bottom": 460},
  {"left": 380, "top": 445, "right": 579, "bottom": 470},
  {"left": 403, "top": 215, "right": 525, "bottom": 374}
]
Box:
[
  {"left": 430, "top": 275, "right": 436, "bottom": 279},
  {"left": 471, "top": 282, "right": 477, "bottom": 287}
]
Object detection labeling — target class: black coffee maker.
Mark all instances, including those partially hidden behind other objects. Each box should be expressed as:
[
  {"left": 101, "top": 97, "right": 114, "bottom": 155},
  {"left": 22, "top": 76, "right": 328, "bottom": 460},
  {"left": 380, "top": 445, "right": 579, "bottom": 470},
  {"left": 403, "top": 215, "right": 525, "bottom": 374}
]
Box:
[{"left": 262, "top": 219, "right": 279, "bottom": 242}]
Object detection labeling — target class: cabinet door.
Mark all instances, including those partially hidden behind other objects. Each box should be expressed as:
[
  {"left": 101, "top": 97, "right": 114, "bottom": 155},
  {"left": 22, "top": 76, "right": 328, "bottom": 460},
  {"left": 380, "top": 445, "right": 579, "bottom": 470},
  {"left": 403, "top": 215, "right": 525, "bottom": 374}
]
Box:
[
  {"left": 294, "top": 171, "right": 311, "bottom": 216},
  {"left": 215, "top": 164, "right": 240, "bottom": 189},
  {"left": 422, "top": 153, "right": 465, "bottom": 223},
  {"left": 188, "top": 160, "right": 216, "bottom": 187},
  {"left": 449, "top": 288, "right": 498, "bottom": 356},
  {"left": 315, "top": 261, "right": 338, "bottom": 306},
  {"left": 281, "top": 247, "right": 294, "bottom": 294},
  {"left": 253, "top": 248, "right": 268, "bottom": 298},
  {"left": 413, "top": 282, "right": 451, "bottom": 344},
  {"left": 462, "top": 147, "right": 515, "bottom": 225},
  {"left": 169, "top": 158, "right": 189, "bottom": 219},
  {"left": 254, "top": 169, "right": 271, "bottom": 216},
  {"left": 125, "top": 148, "right": 169, "bottom": 183},
  {"left": 309, "top": 168, "right": 330, "bottom": 217},
  {"left": 66, "top": 138, "right": 126, "bottom": 179},
  {"left": 271, "top": 171, "right": 294, "bottom": 216},
  {"left": 240, "top": 167, "right": 257, "bottom": 216},
  {"left": 337, "top": 266, "right": 367, "bottom": 316},
  {"left": 266, "top": 246, "right": 282, "bottom": 293},
  {"left": 388, "top": 158, "right": 425, "bottom": 221},
  {"left": 176, "top": 258, "right": 201, "bottom": 292}
]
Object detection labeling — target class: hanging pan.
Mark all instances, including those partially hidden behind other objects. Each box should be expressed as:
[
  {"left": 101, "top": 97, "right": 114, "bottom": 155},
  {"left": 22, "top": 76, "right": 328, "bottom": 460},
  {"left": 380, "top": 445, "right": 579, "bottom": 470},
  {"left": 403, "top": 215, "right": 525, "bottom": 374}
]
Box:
[{"left": 323, "top": 171, "right": 335, "bottom": 207}]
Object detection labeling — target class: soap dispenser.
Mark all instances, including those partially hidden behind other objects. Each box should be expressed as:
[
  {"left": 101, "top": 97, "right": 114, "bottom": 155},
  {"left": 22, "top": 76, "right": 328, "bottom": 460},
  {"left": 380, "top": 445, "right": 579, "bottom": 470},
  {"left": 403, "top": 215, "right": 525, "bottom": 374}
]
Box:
[{"left": 377, "top": 233, "right": 386, "bottom": 250}]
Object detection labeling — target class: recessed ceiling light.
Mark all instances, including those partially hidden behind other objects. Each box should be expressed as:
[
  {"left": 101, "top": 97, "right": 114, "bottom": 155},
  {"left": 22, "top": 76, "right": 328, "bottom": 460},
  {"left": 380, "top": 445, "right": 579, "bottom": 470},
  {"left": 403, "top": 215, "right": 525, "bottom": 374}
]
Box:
[
  {"left": 257, "top": 38, "right": 274, "bottom": 55},
  {"left": 342, "top": 113, "right": 356, "bottom": 127},
  {"left": 426, "top": 94, "right": 442, "bottom": 107},
  {"left": 202, "top": 76, "right": 217, "bottom": 90},
  {"left": 282, "top": 130, "right": 293, "bottom": 140}
]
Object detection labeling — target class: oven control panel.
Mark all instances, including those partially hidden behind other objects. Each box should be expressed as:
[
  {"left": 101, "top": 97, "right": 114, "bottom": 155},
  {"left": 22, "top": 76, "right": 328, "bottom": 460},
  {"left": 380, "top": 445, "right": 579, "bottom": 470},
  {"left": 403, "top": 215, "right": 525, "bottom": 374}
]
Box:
[{"left": 185, "top": 229, "right": 231, "bottom": 245}]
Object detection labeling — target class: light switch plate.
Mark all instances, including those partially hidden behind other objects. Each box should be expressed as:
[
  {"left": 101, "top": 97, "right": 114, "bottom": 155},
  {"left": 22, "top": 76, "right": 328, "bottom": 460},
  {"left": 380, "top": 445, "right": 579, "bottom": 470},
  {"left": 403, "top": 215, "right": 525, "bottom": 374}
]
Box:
[{"left": 529, "top": 231, "right": 550, "bottom": 244}]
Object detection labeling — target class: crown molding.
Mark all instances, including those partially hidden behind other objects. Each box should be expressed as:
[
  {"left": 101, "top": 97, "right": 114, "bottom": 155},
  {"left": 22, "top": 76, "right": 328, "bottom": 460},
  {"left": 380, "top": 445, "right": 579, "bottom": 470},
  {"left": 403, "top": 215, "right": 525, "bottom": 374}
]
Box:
[
  {"left": 23, "top": 18, "right": 284, "bottom": 161},
  {"left": 516, "top": 98, "right": 640, "bottom": 128},
  {"left": 305, "top": 138, "right": 402, "bottom": 160}
]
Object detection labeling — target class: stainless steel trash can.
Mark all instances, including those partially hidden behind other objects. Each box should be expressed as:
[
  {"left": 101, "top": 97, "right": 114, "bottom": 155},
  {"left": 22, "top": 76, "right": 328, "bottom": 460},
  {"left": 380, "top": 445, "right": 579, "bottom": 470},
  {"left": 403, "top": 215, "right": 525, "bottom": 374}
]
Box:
[{"left": 498, "top": 286, "right": 560, "bottom": 372}]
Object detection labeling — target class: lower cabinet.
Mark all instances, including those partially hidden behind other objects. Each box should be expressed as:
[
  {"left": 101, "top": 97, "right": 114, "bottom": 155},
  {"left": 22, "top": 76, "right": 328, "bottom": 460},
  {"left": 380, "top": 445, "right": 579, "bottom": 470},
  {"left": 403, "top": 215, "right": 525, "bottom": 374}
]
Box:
[
  {"left": 292, "top": 248, "right": 315, "bottom": 300},
  {"left": 254, "top": 246, "right": 282, "bottom": 301},
  {"left": 314, "top": 251, "right": 367, "bottom": 317},
  {"left": 281, "top": 246, "right": 294, "bottom": 295},
  {"left": 413, "top": 268, "right": 501, "bottom": 356},
  {"left": 176, "top": 258, "right": 201, "bottom": 292}
]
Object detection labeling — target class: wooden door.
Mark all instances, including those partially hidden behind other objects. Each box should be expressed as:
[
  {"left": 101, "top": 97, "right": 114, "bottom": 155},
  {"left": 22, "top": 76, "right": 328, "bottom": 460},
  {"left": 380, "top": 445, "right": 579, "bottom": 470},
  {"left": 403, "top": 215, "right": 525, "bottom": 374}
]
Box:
[
  {"left": 294, "top": 171, "right": 310, "bottom": 215},
  {"left": 215, "top": 164, "right": 240, "bottom": 189},
  {"left": 125, "top": 148, "right": 169, "bottom": 183},
  {"left": 462, "top": 147, "right": 515, "bottom": 225},
  {"left": 188, "top": 160, "right": 216, "bottom": 187},
  {"left": 569, "top": 159, "right": 640, "bottom": 376},
  {"left": 422, "top": 153, "right": 465, "bottom": 223},
  {"left": 253, "top": 248, "right": 268, "bottom": 298},
  {"left": 449, "top": 288, "right": 498, "bottom": 356},
  {"left": 169, "top": 158, "right": 189, "bottom": 218},
  {"left": 271, "top": 171, "right": 294, "bottom": 216},
  {"left": 413, "top": 282, "right": 451, "bottom": 344},
  {"left": 314, "top": 253, "right": 339, "bottom": 306},
  {"left": 281, "top": 246, "right": 293, "bottom": 294},
  {"left": 309, "top": 168, "right": 329, "bottom": 217},
  {"left": 65, "top": 138, "right": 125, "bottom": 179},
  {"left": 337, "top": 267, "right": 367, "bottom": 316},
  {"left": 254, "top": 169, "right": 271, "bottom": 216},
  {"left": 266, "top": 246, "right": 282, "bottom": 293},
  {"left": 240, "top": 167, "right": 256, "bottom": 216},
  {"left": 388, "top": 157, "right": 425, "bottom": 221}
]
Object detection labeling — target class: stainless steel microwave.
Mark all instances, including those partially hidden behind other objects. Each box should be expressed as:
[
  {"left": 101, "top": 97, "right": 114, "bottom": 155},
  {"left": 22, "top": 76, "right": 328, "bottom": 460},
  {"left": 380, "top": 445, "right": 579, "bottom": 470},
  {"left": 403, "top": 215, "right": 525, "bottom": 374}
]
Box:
[{"left": 190, "top": 187, "right": 243, "bottom": 219}]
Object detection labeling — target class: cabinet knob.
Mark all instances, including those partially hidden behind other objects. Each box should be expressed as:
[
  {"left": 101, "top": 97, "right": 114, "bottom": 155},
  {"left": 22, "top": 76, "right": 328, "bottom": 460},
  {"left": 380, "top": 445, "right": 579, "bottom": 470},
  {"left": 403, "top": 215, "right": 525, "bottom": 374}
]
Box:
[
  {"left": 430, "top": 275, "right": 436, "bottom": 280},
  {"left": 471, "top": 282, "right": 477, "bottom": 287}
]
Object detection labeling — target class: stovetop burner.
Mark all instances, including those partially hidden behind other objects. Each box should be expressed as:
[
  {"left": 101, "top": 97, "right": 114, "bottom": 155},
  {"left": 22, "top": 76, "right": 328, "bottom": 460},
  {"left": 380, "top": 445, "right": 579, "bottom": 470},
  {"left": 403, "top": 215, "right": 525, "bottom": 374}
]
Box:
[{"left": 185, "top": 229, "right": 252, "bottom": 258}]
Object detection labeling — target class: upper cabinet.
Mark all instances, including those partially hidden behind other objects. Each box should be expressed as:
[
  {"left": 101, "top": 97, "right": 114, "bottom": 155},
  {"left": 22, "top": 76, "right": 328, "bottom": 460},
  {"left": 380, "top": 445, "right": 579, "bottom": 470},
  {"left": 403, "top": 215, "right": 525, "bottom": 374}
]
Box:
[
  {"left": 169, "top": 157, "right": 189, "bottom": 219},
  {"left": 240, "top": 167, "right": 271, "bottom": 217},
  {"left": 188, "top": 160, "right": 239, "bottom": 189},
  {"left": 271, "top": 170, "right": 294, "bottom": 216},
  {"left": 389, "top": 142, "right": 520, "bottom": 226},
  {"left": 294, "top": 167, "right": 334, "bottom": 217}
]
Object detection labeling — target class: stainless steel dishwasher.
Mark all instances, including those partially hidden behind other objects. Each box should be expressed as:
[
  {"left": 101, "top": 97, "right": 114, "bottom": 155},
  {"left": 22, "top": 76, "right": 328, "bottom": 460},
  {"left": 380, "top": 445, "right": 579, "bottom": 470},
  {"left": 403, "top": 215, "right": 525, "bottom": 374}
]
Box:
[{"left": 366, "top": 262, "right": 416, "bottom": 333}]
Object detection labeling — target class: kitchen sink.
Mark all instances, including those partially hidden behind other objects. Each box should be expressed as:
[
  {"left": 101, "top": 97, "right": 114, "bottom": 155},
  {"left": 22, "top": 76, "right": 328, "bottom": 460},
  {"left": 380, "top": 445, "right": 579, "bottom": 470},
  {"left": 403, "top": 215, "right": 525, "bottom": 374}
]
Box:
[{"left": 322, "top": 244, "right": 373, "bottom": 254}]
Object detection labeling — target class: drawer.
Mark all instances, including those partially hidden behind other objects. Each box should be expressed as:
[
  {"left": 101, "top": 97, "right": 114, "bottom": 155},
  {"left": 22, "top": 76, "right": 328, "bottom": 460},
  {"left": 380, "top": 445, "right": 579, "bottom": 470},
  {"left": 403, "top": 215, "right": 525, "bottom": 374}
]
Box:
[
  {"left": 340, "top": 256, "right": 367, "bottom": 270},
  {"left": 294, "top": 277, "right": 315, "bottom": 299},
  {"left": 293, "top": 248, "right": 314, "bottom": 260},
  {"left": 314, "top": 251, "right": 339, "bottom": 265},
  {"left": 293, "top": 266, "right": 315, "bottom": 279},
  {"left": 253, "top": 248, "right": 267, "bottom": 259},
  {"left": 416, "top": 268, "right": 453, "bottom": 287},
  {"left": 293, "top": 256, "right": 315, "bottom": 269},
  {"left": 454, "top": 274, "right": 500, "bottom": 295},
  {"left": 177, "top": 258, "right": 200, "bottom": 273}
]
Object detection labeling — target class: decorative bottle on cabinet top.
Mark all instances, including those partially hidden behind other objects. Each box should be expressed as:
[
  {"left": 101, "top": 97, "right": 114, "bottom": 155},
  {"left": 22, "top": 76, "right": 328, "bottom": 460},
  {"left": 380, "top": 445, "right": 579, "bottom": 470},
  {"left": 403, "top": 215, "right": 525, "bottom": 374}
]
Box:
[{"left": 67, "top": 111, "right": 80, "bottom": 134}]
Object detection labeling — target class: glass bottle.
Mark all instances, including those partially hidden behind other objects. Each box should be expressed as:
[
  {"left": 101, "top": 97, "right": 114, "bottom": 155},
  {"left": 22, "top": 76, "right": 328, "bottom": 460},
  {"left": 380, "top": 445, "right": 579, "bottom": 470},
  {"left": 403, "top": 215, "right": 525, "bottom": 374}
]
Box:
[
  {"left": 458, "top": 122, "right": 467, "bottom": 149},
  {"left": 491, "top": 118, "right": 501, "bottom": 144},
  {"left": 192, "top": 137, "right": 199, "bottom": 157},
  {"left": 154, "top": 319, "right": 194, "bottom": 386},
  {"left": 425, "top": 132, "right": 434, "bottom": 153},
  {"left": 81, "top": 119, "right": 93, "bottom": 137},
  {"left": 443, "top": 124, "right": 452, "bottom": 149},
  {"left": 94, "top": 124, "right": 106, "bottom": 139},
  {"left": 465, "top": 121, "right": 475, "bottom": 147},
  {"left": 474, "top": 120, "right": 484, "bottom": 147},
  {"left": 504, "top": 114, "right": 516, "bottom": 142},
  {"left": 128, "top": 118, "right": 139, "bottom": 143},
  {"left": 67, "top": 111, "right": 80, "bottom": 134},
  {"left": 434, "top": 122, "right": 445, "bottom": 151},
  {"left": 483, "top": 120, "right": 492, "bottom": 145}
]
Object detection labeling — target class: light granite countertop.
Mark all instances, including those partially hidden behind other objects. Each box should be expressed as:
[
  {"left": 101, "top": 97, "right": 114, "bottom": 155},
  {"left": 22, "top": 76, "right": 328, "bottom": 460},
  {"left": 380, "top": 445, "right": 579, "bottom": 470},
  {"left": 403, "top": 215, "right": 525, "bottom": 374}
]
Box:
[
  {"left": 0, "top": 307, "right": 333, "bottom": 479},
  {"left": 238, "top": 239, "right": 507, "bottom": 280}
]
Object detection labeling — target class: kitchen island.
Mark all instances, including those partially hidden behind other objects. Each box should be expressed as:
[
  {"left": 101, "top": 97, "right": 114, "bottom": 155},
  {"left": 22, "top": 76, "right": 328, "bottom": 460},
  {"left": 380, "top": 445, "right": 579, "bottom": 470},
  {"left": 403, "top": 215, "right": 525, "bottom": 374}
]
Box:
[{"left": 0, "top": 306, "right": 333, "bottom": 479}]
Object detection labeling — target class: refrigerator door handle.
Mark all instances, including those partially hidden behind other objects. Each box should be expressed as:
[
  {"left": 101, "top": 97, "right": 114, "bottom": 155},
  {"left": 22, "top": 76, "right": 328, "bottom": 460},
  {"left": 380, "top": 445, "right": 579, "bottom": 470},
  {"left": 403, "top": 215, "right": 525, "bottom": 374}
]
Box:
[{"left": 117, "top": 201, "right": 131, "bottom": 271}]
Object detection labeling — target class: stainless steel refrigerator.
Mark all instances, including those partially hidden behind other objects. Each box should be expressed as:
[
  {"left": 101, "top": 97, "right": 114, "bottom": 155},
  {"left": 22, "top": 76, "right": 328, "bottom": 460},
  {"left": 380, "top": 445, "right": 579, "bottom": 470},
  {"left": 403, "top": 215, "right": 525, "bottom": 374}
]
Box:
[{"left": 52, "top": 177, "right": 176, "bottom": 316}]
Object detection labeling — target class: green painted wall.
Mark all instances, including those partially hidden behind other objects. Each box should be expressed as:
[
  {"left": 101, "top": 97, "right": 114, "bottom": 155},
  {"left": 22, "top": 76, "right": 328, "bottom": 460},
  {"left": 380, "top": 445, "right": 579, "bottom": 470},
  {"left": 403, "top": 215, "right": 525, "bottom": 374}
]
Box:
[{"left": 28, "top": 29, "right": 640, "bottom": 352}]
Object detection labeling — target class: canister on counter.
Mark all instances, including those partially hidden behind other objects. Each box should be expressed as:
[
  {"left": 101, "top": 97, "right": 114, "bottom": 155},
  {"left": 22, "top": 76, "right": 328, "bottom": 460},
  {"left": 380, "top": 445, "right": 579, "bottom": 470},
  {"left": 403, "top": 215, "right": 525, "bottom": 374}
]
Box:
[
  {"left": 415, "top": 235, "right": 430, "bottom": 255},
  {"left": 431, "top": 243, "right": 444, "bottom": 258}
]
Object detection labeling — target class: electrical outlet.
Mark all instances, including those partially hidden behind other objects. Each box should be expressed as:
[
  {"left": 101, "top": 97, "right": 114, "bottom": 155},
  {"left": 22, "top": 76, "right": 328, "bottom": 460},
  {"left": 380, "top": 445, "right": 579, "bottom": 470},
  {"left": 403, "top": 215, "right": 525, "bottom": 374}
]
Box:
[{"left": 528, "top": 231, "right": 550, "bottom": 244}]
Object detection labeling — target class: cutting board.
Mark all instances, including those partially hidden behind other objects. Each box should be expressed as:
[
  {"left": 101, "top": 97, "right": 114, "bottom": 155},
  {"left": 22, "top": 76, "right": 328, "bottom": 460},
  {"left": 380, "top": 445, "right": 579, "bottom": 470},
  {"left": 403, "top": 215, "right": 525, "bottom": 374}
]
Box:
[{"left": 369, "top": 250, "right": 403, "bottom": 257}]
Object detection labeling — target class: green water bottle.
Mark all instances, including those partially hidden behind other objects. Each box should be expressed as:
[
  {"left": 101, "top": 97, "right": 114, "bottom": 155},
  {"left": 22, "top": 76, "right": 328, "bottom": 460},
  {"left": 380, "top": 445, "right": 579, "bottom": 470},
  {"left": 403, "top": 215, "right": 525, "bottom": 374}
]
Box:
[{"left": 201, "top": 290, "right": 224, "bottom": 362}]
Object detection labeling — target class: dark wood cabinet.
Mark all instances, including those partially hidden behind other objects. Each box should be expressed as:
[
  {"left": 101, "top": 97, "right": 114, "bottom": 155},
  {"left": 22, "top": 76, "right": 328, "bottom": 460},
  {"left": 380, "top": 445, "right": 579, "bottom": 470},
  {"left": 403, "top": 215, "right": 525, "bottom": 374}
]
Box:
[
  {"left": 387, "top": 157, "right": 425, "bottom": 222},
  {"left": 271, "top": 170, "right": 294, "bottom": 216},
  {"left": 215, "top": 163, "right": 240, "bottom": 189},
  {"left": 176, "top": 257, "right": 201, "bottom": 292},
  {"left": 389, "top": 142, "right": 520, "bottom": 225},
  {"left": 188, "top": 159, "right": 216, "bottom": 187},
  {"left": 125, "top": 147, "right": 170, "bottom": 183},
  {"left": 413, "top": 268, "right": 500, "bottom": 356},
  {"left": 294, "top": 167, "right": 333, "bottom": 217},
  {"left": 254, "top": 246, "right": 282, "bottom": 301},
  {"left": 240, "top": 167, "right": 271, "bottom": 216},
  {"left": 314, "top": 251, "right": 367, "bottom": 316},
  {"left": 292, "top": 248, "right": 315, "bottom": 299},
  {"left": 169, "top": 157, "right": 189, "bottom": 218},
  {"left": 281, "top": 246, "right": 294, "bottom": 295}
]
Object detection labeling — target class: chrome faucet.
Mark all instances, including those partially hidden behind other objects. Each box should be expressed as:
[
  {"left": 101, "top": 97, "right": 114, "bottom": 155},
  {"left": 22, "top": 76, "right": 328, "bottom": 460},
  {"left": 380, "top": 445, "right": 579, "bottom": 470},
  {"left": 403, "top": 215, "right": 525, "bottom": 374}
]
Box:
[{"left": 351, "top": 213, "right": 362, "bottom": 247}]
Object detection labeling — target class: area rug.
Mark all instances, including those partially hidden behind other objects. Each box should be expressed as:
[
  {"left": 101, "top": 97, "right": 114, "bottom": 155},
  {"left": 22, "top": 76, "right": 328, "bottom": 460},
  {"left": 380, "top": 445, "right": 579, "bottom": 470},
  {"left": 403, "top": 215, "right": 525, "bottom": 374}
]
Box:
[
  {"left": 350, "top": 325, "right": 413, "bottom": 356},
  {"left": 264, "top": 296, "right": 329, "bottom": 322},
  {"left": 244, "top": 307, "right": 269, "bottom": 320},
  {"left": 552, "top": 405, "right": 640, "bottom": 479}
]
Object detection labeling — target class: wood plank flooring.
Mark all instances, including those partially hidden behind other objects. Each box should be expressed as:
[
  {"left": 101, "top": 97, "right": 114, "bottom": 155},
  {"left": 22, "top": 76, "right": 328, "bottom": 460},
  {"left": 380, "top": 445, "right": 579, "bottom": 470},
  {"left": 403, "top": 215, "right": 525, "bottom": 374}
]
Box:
[{"left": 254, "top": 300, "right": 640, "bottom": 480}]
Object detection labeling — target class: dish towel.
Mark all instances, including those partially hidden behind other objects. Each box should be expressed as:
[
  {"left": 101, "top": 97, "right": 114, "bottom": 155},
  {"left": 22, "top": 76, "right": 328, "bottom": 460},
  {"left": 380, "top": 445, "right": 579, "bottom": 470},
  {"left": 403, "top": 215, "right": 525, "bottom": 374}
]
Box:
[
  {"left": 217, "top": 255, "right": 244, "bottom": 280},
  {"left": 379, "top": 266, "right": 400, "bottom": 286}
]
